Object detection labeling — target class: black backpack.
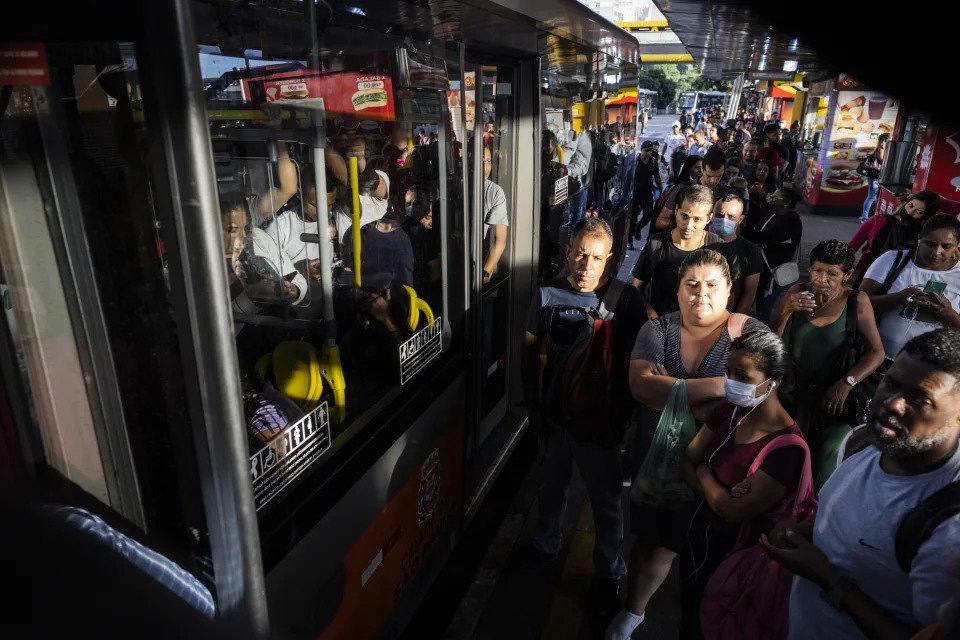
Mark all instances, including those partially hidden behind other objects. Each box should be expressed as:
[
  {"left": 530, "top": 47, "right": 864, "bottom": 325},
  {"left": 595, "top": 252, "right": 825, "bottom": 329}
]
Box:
[
  {"left": 541, "top": 279, "right": 627, "bottom": 447},
  {"left": 592, "top": 135, "right": 617, "bottom": 186},
  {"left": 842, "top": 430, "right": 960, "bottom": 571}
]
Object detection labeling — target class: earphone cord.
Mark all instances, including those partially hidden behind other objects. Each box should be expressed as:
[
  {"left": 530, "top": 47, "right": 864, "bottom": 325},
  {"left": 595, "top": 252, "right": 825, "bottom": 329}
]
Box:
[{"left": 686, "top": 402, "right": 763, "bottom": 582}]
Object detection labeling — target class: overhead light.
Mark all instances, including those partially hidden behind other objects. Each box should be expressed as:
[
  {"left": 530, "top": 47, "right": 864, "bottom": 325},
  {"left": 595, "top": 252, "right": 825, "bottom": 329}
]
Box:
[
  {"left": 344, "top": 5, "right": 366, "bottom": 16},
  {"left": 757, "top": 61, "right": 767, "bottom": 72},
  {"left": 783, "top": 60, "right": 798, "bottom": 72},
  {"left": 788, "top": 38, "right": 800, "bottom": 52}
]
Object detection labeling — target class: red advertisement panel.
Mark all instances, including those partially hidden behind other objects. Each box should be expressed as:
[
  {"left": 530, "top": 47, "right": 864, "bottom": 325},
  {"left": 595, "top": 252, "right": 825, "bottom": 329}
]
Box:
[
  {"left": 0, "top": 43, "right": 49, "bottom": 86},
  {"left": 246, "top": 71, "right": 395, "bottom": 120}
]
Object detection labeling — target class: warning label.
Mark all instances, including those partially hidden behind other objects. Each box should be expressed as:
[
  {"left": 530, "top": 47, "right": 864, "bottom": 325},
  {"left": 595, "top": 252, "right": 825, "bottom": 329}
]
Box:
[
  {"left": 249, "top": 402, "right": 332, "bottom": 511},
  {"left": 399, "top": 317, "right": 442, "bottom": 384},
  {"left": 0, "top": 43, "right": 49, "bottom": 86}
]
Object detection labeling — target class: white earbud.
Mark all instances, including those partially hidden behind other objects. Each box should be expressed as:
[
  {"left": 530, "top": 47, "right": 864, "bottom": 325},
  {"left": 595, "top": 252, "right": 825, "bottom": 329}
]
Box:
[{"left": 770, "top": 381, "right": 777, "bottom": 389}]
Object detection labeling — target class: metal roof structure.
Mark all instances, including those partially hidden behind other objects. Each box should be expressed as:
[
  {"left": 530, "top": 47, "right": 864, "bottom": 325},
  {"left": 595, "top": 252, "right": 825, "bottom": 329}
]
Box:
[{"left": 652, "top": 0, "right": 820, "bottom": 79}]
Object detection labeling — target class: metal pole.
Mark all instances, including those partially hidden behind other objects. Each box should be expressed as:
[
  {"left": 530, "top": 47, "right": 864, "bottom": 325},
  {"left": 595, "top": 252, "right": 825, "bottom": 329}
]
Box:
[{"left": 139, "top": 0, "right": 269, "bottom": 635}]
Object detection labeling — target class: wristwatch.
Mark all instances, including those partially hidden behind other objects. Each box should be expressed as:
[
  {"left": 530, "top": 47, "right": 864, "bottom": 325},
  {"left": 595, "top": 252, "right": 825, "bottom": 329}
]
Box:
[{"left": 844, "top": 376, "right": 858, "bottom": 387}]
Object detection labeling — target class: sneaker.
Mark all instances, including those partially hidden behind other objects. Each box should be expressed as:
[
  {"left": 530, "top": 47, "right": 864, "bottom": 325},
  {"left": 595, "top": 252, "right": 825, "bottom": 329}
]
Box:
[
  {"left": 588, "top": 577, "right": 623, "bottom": 623},
  {"left": 627, "top": 238, "right": 635, "bottom": 250}
]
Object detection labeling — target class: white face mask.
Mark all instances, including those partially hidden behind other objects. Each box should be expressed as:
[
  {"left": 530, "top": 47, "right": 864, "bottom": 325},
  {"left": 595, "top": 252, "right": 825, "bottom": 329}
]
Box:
[{"left": 724, "top": 376, "right": 774, "bottom": 408}]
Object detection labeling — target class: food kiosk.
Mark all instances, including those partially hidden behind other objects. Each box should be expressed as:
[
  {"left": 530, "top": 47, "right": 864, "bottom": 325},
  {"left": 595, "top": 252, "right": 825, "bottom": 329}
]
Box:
[{"left": 800, "top": 74, "right": 902, "bottom": 216}]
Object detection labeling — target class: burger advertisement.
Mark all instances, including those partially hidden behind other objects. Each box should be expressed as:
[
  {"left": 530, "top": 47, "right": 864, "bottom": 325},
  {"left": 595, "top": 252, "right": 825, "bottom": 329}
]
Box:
[
  {"left": 250, "top": 71, "right": 396, "bottom": 120},
  {"left": 814, "top": 85, "right": 901, "bottom": 208}
]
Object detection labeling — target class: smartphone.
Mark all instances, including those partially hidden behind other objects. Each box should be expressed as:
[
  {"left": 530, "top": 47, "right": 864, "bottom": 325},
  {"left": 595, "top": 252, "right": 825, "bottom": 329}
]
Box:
[{"left": 924, "top": 280, "right": 947, "bottom": 296}]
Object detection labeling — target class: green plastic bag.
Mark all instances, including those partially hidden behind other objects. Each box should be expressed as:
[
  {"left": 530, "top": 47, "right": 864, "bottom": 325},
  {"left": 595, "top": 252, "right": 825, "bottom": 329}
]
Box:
[{"left": 631, "top": 380, "right": 697, "bottom": 509}]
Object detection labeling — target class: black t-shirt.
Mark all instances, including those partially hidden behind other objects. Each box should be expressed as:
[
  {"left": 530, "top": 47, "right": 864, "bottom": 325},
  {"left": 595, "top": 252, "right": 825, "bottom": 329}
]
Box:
[
  {"left": 708, "top": 236, "right": 763, "bottom": 310},
  {"left": 632, "top": 230, "right": 723, "bottom": 316},
  {"left": 634, "top": 155, "right": 659, "bottom": 194}
]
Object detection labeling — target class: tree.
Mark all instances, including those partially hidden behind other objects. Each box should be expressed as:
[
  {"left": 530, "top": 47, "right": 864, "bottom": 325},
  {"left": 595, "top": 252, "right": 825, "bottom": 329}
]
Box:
[
  {"left": 690, "top": 75, "right": 733, "bottom": 92},
  {"left": 638, "top": 66, "right": 677, "bottom": 110}
]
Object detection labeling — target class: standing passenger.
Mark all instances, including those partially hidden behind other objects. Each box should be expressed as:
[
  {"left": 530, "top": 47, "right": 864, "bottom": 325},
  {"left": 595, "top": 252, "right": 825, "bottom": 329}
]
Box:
[{"left": 521, "top": 218, "right": 645, "bottom": 619}]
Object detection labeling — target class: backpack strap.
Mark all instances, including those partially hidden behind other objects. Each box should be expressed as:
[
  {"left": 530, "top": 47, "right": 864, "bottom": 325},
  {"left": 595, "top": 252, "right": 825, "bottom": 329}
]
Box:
[
  {"left": 840, "top": 425, "right": 873, "bottom": 462},
  {"left": 895, "top": 481, "right": 960, "bottom": 572},
  {"left": 727, "top": 313, "right": 749, "bottom": 340},
  {"left": 597, "top": 278, "right": 626, "bottom": 322},
  {"left": 879, "top": 249, "right": 914, "bottom": 295}
]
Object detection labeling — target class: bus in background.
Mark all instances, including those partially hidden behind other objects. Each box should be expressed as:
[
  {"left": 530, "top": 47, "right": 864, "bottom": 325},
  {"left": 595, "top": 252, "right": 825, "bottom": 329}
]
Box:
[{"left": 678, "top": 90, "right": 730, "bottom": 113}]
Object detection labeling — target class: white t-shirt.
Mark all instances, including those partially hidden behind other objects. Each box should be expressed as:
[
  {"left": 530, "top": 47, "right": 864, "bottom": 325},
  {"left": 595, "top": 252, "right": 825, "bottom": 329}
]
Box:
[
  {"left": 662, "top": 133, "right": 685, "bottom": 165},
  {"left": 335, "top": 170, "right": 390, "bottom": 244},
  {"left": 788, "top": 443, "right": 960, "bottom": 639},
  {"left": 249, "top": 227, "right": 308, "bottom": 305},
  {"left": 864, "top": 250, "right": 960, "bottom": 358},
  {"left": 483, "top": 180, "right": 509, "bottom": 257},
  {"left": 263, "top": 211, "right": 319, "bottom": 263}
]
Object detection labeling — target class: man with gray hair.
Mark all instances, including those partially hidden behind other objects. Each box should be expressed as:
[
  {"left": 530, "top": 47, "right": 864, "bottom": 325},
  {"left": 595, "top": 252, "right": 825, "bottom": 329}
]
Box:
[
  {"left": 521, "top": 217, "right": 645, "bottom": 619},
  {"left": 763, "top": 327, "right": 960, "bottom": 639}
]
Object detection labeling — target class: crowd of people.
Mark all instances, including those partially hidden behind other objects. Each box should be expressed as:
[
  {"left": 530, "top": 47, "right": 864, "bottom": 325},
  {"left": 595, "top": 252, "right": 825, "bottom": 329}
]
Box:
[{"left": 525, "top": 106, "right": 960, "bottom": 639}]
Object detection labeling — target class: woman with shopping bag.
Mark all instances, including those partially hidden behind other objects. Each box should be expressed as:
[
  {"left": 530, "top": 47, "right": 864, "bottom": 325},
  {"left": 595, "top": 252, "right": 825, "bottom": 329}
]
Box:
[{"left": 607, "top": 248, "right": 767, "bottom": 640}]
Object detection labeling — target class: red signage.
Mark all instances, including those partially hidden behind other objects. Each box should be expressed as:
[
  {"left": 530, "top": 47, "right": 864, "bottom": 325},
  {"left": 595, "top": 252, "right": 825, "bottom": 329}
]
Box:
[
  {"left": 914, "top": 123, "right": 960, "bottom": 202},
  {"left": 245, "top": 70, "right": 395, "bottom": 120},
  {"left": 0, "top": 43, "right": 49, "bottom": 86}
]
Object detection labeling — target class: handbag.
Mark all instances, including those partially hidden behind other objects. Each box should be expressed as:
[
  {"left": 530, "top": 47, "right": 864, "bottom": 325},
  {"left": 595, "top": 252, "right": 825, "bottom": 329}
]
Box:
[
  {"left": 757, "top": 214, "right": 800, "bottom": 288},
  {"left": 700, "top": 434, "right": 817, "bottom": 640},
  {"left": 631, "top": 380, "right": 697, "bottom": 509},
  {"left": 838, "top": 292, "right": 873, "bottom": 427}
]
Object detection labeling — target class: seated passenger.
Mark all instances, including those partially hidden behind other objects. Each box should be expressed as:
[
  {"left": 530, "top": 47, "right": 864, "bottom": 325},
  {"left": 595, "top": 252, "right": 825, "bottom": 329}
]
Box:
[
  {"left": 341, "top": 208, "right": 414, "bottom": 287},
  {"left": 220, "top": 199, "right": 308, "bottom": 308},
  {"left": 240, "top": 369, "right": 303, "bottom": 448}
]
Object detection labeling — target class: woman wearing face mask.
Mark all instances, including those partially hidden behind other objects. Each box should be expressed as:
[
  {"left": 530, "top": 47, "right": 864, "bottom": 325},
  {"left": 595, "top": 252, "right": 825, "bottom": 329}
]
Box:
[
  {"left": 747, "top": 159, "right": 776, "bottom": 212},
  {"left": 676, "top": 330, "right": 808, "bottom": 640},
  {"left": 860, "top": 214, "right": 960, "bottom": 361},
  {"left": 848, "top": 190, "right": 942, "bottom": 275},
  {"left": 609, "top": 249, "right": 767, "bottom": 640},
  {"left": 771, "top": 240, "right": 885, "bottom": 492}
]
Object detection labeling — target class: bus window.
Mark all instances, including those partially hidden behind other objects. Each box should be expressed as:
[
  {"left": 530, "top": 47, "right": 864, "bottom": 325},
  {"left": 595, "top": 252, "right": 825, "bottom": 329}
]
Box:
[{"left": 197, "top": 26, "right": 465, "bottom": 521}]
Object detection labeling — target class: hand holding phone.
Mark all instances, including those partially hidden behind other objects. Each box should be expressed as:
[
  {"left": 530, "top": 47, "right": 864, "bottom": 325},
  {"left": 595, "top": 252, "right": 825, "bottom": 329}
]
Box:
[{"left": 923, "top": 280, "right": 947, "bottom": 296}]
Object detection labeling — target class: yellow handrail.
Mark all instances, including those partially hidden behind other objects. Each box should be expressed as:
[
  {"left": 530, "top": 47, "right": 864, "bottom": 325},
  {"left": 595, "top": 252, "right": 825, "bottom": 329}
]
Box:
[
  {"left": 349, "top": 156, "right": 361, "bottom": 287},
  {"left": 403, "top": 285, "right": 435, "bottom": 331}
]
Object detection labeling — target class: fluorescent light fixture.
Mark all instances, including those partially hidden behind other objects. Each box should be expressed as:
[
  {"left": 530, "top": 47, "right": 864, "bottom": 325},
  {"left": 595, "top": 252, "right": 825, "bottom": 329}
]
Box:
[
  {"left": 757, "top": 61, "right": 767, "bottom": 72},
  {"left": 788, "top": 38, "right": 800, "bottom": 52},
  {"left": 783, "top": 60, "right": 798, "bottom": 72},
  {"left": 344, "top": 5, "right": 366, "bottom": 15}
]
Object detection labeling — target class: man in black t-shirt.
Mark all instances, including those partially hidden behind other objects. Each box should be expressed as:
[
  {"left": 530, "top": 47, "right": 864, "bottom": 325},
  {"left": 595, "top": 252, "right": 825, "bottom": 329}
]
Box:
[
  {"left": 706, "top": 193, "right": 762, "bottom": 314},
  {"left": 520, "top": 218, "right": 644, "bottom": 614},
  {"left": 631, "top": 140, "right": 663, "bottom": 249},
  {"left": 656, "top": 148, "right": 737, "bottom": 233},
  {"left": 633, "top": 184, "right": 722, "bottom": 317}
]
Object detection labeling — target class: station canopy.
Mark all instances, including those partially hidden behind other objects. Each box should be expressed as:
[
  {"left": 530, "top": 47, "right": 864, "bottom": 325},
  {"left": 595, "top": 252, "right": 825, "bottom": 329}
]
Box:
[{"left": 652, "top": 0, "right": 821, "bottom": 80}]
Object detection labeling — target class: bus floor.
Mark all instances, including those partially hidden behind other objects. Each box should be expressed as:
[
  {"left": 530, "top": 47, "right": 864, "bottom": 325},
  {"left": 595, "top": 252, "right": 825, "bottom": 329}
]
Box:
[{"left": 401, "top": 427, "right": 682, "bottom": 640}]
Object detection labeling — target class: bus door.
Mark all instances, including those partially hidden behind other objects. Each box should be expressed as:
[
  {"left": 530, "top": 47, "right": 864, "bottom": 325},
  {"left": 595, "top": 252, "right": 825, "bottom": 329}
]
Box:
[{"left": 464, "top": 60, "right": 518, "bottom": 452}]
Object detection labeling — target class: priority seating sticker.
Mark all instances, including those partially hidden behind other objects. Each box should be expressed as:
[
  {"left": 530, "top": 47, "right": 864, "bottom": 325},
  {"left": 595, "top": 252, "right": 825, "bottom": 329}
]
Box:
[
  {"left": 249, "top": 401, "right": 331, "bottom": 511},
  {"left": 399, "top": 317, "right": 442, "bottom": 384}
]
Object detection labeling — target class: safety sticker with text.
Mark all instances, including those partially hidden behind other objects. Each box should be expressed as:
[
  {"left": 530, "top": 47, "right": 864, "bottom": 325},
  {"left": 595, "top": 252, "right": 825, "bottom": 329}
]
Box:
[{"left": 399, "top": 317, "right": 442, "bottom": 384}]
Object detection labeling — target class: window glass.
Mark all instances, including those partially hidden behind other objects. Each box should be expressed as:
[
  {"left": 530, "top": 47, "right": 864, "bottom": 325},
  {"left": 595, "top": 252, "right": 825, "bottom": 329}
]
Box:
[
  {"left": 1, "top": 42, "right": 210, "bottom": 572},
  {"left": 199, "top": 23, "right": 464, "bottom": 515}
]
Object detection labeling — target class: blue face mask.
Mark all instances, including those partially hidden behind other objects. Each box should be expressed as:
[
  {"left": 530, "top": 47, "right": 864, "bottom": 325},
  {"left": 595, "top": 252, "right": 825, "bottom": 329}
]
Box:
[{"left": 713, "top": 217, "right": 737, "bottom": 236}]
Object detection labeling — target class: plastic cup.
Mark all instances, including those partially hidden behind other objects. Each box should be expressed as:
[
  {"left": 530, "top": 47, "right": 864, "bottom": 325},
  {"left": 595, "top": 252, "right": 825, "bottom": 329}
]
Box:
[{"left": 868, "top": 97, "right": 886, "bottom": 120}]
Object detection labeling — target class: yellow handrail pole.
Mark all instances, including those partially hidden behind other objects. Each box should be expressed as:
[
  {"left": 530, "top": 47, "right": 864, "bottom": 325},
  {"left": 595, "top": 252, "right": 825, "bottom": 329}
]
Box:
[{"left": 349, "top": 156, "right": 361, "bottom": 287}]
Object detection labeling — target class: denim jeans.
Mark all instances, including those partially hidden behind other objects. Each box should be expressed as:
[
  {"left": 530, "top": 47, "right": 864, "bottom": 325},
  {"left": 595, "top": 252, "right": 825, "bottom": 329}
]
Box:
[
  {"left": 861, "top": 178, "right": 879, "bottom": 219},
  {"left": 564, "top": 186, "right": 588, "bottom": 230},
  {"left": 532, "top": 425, "right": 627, "bottom": 580}
]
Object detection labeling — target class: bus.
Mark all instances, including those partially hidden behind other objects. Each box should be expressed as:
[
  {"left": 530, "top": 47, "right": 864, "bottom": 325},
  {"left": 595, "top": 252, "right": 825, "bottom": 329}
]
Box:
[
  {"left": 0, "top": 1, "right": 639, "bottom": 638},
  {"left": 678, "top": 90, "right": 729, "bottom": 112}
]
